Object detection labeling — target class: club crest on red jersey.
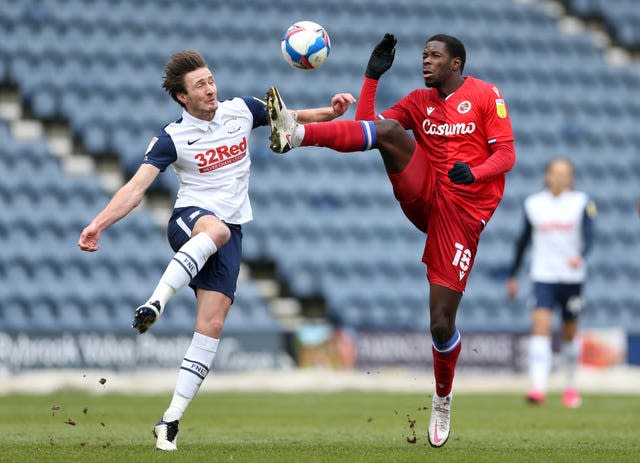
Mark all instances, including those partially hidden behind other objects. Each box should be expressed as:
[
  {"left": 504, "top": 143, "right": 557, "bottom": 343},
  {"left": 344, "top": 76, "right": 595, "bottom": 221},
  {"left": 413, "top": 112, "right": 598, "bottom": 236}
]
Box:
[{"left": 457, "top": 101, "right": 471, "bottom": 114}]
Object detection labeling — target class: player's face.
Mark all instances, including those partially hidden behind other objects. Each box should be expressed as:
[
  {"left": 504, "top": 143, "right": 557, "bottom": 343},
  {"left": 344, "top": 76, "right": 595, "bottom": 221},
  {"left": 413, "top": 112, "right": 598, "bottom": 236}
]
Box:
[
  {"left": 179, "top": 67, "right": 218, "bottom": 120},
  {"left": 422, "top": 41, "right": 458, "bottom": 89},
  {"left": 546, "top": 160, "right": 574, "bottom": 195}
]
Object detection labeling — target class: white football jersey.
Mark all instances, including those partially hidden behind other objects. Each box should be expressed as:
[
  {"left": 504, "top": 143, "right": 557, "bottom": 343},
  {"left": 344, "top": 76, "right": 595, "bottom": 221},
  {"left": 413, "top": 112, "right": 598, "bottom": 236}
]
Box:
[
  {"left": 144, "top": 97, "right": 267, "bottom": 224},
  {"left": 524, "top": 189, "right": 591, "bottom": 283}
]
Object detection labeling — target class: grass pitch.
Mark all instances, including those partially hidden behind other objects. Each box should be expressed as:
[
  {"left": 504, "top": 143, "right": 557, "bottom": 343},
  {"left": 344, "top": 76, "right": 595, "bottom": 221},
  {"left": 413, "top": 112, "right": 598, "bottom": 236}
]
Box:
[{"left": 0, "top": 391, "right": 638, "bottom": 462}]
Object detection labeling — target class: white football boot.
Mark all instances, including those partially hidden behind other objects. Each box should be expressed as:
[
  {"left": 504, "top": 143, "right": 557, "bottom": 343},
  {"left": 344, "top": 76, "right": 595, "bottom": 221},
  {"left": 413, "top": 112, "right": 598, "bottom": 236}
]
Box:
[
  {"left": 132, "top": 300, "right": 162, "bottom": 334},
  {"left": 153, "top": 419, "right": 179, "bottom": 451},
  {"left": 265, "top": 86, "right": 297, "bottom": 154},
  {"left": 428, "top": 392, "right": 452, "bottom": 448}
]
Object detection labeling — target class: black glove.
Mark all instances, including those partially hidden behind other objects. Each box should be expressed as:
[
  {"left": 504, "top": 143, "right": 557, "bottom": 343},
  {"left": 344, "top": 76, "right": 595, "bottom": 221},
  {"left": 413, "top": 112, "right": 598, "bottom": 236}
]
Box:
[
  {"left": 365, "top": 33, "right": 397, "bottom": 80},
  {"left": 448, "top": 161, "right": 475, "bottom": 185}
]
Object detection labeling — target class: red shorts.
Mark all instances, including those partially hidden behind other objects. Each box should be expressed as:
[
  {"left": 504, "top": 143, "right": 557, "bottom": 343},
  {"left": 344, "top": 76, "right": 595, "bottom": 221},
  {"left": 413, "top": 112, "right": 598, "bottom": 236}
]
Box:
[{"left": 387, "top": 146, "right": 485, "bottom": 293}]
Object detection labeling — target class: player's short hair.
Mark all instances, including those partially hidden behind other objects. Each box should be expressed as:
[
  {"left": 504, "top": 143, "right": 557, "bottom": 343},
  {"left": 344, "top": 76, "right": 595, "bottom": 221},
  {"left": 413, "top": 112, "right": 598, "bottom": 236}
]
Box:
[
  {"left": 426, "top": 34, "right": 466, "bottom": 73},
  {"left": 162, "top": 50, "right": 208, "bottom": 107},
  {"left": 544, "top": 157, "right": 575, "bottom": 189},
  {"left": 546, "top": 157, "right": 575, "bottom": 175}
]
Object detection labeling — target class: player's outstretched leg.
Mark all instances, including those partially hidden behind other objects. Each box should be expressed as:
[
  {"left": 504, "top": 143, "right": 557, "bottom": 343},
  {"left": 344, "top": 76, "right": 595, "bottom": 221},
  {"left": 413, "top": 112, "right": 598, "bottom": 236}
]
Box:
[
  {"left": 153, "top": 419, "right": 179, "bottom": 451},
  {"left": 266, "top": 86, "right": 380, "bottom": 154}
]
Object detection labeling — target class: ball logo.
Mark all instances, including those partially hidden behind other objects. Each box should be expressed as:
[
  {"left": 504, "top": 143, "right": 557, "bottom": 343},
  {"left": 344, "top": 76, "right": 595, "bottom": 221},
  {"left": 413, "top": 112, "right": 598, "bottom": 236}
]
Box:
[{"left": 457, "top": 101, "right": 471, "bottom": 114}]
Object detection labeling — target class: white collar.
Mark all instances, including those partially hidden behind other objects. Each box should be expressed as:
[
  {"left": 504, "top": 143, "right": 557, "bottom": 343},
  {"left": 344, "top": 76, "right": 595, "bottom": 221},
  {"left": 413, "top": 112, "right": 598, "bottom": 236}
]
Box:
[{"left": 181, "top": 109, "right": 216, "bottom": 132}]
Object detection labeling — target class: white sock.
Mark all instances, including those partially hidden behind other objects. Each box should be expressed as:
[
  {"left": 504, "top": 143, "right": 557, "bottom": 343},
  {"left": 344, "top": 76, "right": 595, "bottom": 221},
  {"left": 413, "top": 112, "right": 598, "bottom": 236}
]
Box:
[
  {"left": 292, "top": 125, "right": 305, "bottom": 147},
  {"left": 562, "top": 338, "right": 580, "bottom": 390},
  {"left": 529, "top": 335, "right": 552, "bottom": 392},
  {"left": 163, "top": 332, "right": 219, "bottom": 422},
  {"left": 150, "top": 233, "right": 217, "bottom": 309}
]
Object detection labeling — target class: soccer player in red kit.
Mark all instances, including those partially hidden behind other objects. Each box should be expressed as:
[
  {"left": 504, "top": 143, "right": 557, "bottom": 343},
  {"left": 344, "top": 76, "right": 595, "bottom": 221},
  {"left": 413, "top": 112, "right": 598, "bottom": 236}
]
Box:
[{"left": 266, "top": 33, "right": 515, "bottom": 447}]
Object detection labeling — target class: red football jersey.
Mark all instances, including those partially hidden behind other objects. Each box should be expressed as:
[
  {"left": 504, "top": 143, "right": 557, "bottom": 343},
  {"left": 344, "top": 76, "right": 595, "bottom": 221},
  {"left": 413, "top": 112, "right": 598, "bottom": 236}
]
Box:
[{"left": 380, "top": 76, "right": 514, "bottom": 222}]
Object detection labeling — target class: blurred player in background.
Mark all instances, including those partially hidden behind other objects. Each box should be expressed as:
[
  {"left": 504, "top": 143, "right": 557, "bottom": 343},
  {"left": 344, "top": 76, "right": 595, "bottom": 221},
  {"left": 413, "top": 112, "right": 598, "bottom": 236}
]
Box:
[
  {"left": 78, "top": 50, "right": 355, "bottom": 451},
  {"left": 266, "top": 33, "right": 515, "bottom": 447},
  {"left": 506, "top": 158, "right": 596, "bottom": 408}
]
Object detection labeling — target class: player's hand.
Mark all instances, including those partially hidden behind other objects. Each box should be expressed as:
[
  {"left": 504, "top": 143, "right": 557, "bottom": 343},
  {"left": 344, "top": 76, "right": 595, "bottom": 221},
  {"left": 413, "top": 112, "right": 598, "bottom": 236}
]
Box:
[
  {"left": 448, "top": 161, "right": 475, "bottom": 185},
  {"left": 568, "top": 255, "right": 583, "bottom": 269},
  {"left": 506, "top": 277, "right": 518, "bottom": 300},
  {"left": 365, "top": 33, "right": 397, "bottom": 80},
  {"left": 331, "top": 93, "right": 357, "bottom": 117},
  {"left": 78, "top": 224, "right": 101, "bottom": 252}
]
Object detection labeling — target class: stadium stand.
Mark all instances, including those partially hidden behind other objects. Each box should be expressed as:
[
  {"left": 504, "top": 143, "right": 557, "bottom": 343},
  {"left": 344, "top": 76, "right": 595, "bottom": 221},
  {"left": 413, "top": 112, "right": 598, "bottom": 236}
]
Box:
[
  {"left": 564, "top": 0, "right": 640, "bottom": 49},
  {"left": 0, "top": 119, "right": 279, "bottom": 334},
  {"left": 1, "top": 0, "right": 639, "bottom": 336}
]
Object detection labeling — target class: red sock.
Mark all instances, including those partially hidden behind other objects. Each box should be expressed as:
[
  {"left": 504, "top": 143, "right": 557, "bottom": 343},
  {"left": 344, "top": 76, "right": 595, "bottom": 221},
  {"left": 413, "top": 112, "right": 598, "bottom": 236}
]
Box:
[
  {"left": 432, "top": 342, "right": 462, "bottom": 397},
  {"left": 301, "top": 120, "right": 376, "bottom": 152}
]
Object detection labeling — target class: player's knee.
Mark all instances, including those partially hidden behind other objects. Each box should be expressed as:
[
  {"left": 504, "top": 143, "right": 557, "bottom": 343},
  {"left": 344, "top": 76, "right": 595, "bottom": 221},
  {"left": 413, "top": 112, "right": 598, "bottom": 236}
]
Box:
[
  {"left": 196, "top": 319, "right": 225, "bottom": 338},
  {"left": 375, "top": 119, "right": 405, "bottom": 141},
  {"left": 194, "top": 217, "right": 231, "bottom": 248},
  {"left": 208, "top": 320, "right": 225, "bottom": 337},
  {"left": 430, "top": 316, "right": 455, "bottom": 345},
  {"left": 373, "top": 119, "right": 415, "bottom": 173},
  {"left": 213, "top": 223, "right": 231, "bottom": 247}
]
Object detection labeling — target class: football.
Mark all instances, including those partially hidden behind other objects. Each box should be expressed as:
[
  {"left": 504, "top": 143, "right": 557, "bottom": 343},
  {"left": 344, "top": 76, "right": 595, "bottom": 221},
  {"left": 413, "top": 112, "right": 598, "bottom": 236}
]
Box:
[{"left": 281, "top": 21, "right": 331, "bottom": 70}]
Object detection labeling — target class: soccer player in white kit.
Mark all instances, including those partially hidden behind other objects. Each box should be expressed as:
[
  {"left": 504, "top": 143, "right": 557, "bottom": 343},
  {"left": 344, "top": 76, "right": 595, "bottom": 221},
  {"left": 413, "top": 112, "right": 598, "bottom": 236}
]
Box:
[
  {"left": 506, "top": 158, "right": 596, "bottom": 408},
  {"left": 78, "top": 50, "right": 356, "bottom": 450}
]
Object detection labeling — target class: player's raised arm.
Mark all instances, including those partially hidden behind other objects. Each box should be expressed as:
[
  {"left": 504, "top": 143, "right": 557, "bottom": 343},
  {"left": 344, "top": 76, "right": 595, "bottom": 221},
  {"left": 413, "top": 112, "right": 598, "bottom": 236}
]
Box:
[
  {"left": 356, "top": 33, "right": 397, "bottom": 121},
  {"left": 293, "top": 93, "right": 356, "bottom": 123},
  {"left": 78, "top": 163, "right": 160, "bottom": 252}
]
